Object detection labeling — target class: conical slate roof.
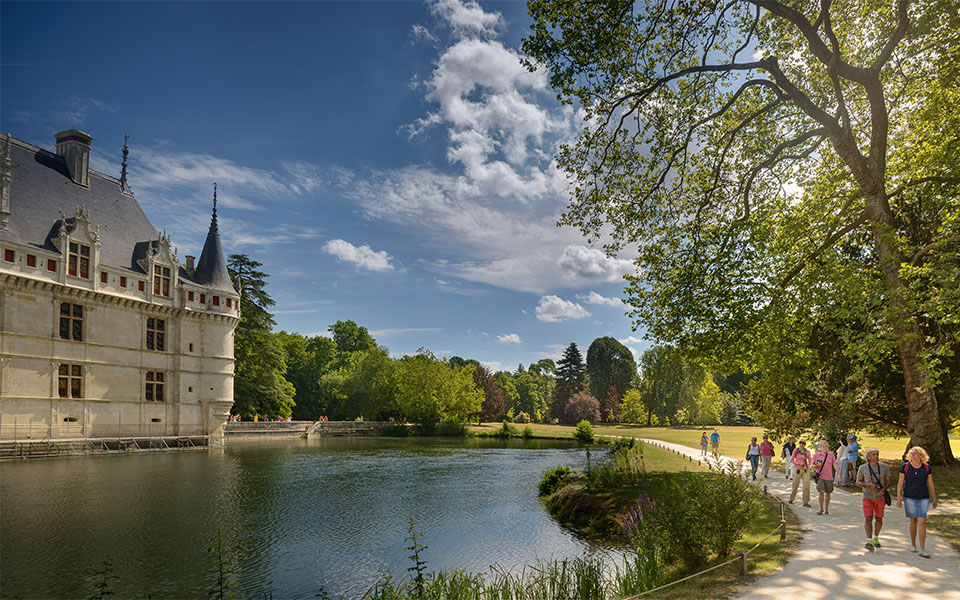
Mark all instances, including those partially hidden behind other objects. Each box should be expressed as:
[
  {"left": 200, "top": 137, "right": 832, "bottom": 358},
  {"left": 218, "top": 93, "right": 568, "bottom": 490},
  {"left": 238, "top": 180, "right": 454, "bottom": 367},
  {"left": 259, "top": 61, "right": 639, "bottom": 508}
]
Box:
[{"left": 193, "top": 185, "right": 234, "bottom": 293}]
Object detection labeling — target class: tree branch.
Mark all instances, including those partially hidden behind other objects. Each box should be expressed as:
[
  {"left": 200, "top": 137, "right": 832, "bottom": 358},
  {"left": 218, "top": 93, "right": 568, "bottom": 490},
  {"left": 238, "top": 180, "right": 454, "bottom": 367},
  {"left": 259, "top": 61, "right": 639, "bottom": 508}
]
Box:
[
  {"left": 911, "top": 237, "right": 960, "bottom": 267},
  {"left": 887, "top": 175, "right": 960, "bottom": 200},
  {"left": 741, "top": 128, "right": 828, "bottom": 217},
  {"left": 873, "top": 0, "right": 911, "bottom": 72},
  {"left": 779, "top": 209, "right": 869, "bottom": 289}
]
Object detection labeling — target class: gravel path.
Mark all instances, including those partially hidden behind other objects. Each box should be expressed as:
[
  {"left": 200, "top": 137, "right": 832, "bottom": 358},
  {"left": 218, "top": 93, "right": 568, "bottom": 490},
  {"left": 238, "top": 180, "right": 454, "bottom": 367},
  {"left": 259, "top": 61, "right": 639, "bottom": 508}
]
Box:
[{"left": 636, "top": 438, "right": 960, "bottom": 600}]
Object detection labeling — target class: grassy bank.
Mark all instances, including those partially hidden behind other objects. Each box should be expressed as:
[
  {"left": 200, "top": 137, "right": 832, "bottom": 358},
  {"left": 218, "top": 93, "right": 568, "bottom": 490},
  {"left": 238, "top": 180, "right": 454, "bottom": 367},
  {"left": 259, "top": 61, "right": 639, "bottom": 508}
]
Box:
[{"left": 540, "top": 442, "right": 800, "bottom": 599}]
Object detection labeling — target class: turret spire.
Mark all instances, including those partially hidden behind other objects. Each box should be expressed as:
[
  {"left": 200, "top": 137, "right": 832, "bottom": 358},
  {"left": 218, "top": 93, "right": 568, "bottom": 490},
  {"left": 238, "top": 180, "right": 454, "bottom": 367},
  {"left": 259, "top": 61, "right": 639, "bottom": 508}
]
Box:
[
  {"left": 120, "top": 134, "right": 131, "bottom": 194},
  {"left": 194, "top": 182, "right": 233, "bottom": 292}
]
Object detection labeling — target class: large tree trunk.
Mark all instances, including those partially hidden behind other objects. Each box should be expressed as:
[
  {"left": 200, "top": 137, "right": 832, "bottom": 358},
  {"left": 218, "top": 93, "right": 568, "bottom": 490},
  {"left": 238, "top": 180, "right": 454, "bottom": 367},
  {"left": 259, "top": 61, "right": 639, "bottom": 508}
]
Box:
[{"left": 866, "top": 192, "right": 956, "bottom": 465}]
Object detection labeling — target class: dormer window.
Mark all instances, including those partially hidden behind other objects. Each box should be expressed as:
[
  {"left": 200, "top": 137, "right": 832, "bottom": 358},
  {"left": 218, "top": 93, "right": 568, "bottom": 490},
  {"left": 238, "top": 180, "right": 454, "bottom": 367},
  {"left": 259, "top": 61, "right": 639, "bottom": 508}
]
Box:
[
  {"left": 68, "top": 242, "right": 90, "bottom": 279},
  {"left": 153, "top": 265, "right": 171, "bottom": 297}
]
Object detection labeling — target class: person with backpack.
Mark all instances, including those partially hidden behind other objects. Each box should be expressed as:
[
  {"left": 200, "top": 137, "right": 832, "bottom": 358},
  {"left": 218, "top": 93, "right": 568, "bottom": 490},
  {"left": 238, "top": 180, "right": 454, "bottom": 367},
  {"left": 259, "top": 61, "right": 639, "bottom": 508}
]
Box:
[
  {"left": 856, "top": 447, "right": 891, "bottom": 551},
  {"left": 896, "top": 446, "right": 938, "bottom": 558},
  {"left": 788, "top": 440, "right": 812, "bottom": 507}
]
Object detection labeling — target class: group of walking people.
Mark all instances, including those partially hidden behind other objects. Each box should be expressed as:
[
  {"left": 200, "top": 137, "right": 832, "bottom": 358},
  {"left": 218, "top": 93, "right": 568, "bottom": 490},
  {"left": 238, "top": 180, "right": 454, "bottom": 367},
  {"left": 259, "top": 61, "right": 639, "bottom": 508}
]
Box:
[{"left": 756, "top": 433, "right": 939, "bottom": 558}]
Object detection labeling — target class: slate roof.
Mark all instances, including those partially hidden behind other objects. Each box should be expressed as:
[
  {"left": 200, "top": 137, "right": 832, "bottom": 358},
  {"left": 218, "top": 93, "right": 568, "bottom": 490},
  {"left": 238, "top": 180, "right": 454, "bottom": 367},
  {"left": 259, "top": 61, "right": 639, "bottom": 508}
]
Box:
[{"left": 1, "top": 134, "right": 234, "bottom": 293}]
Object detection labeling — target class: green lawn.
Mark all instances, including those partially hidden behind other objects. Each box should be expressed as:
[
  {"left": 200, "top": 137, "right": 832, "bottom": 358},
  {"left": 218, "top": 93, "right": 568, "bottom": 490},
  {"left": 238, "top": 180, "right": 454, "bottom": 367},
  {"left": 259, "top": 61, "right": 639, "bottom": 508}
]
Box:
[
  {"left": 474, "top": 423, "right": 960, "bottom": 464},
  {"left": 538, "top": 440, "right": 799, "bottom": 599}
]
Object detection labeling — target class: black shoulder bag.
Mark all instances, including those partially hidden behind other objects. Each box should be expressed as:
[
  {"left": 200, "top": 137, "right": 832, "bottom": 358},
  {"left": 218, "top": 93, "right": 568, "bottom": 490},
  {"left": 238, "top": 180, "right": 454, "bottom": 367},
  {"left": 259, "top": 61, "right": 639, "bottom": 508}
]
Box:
[{"left": 869, "top": 464, "right": 892, "bottom": 506}]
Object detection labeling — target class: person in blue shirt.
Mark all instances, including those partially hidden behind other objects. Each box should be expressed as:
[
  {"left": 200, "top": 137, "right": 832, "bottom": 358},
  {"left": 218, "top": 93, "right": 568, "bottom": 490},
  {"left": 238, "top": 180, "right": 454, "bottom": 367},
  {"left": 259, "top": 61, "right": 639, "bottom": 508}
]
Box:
[
  {"left": 710, "top": 429, "right": 720, "bottom": 452},
  {"left": 897, "top": 446, "right": 938, "bottom": 558},
  {"left": 846, "top": 434, "right": 860, "bottom": 483}
]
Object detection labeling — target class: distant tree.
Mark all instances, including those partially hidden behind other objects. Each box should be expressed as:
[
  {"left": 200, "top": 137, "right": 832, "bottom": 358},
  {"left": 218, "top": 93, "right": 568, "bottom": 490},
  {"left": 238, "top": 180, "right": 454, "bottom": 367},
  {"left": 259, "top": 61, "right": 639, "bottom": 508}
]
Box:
[
  {"left": 514, "top": 370, "right": 546, "bottom": 422},
  {"left": 394, "top": 350, "right": 483, "bottom": 430},
  {"left": 565, "top": 391, "right": 600, "bottom": 424},
  {"left": 528, "top": 359, "right": 556, "bottom": 421},
  {"left": 493, "top": 371, "right": 520, "bottom": 414},
  {"left": 638, "top": 346, "right": 683, "bottom": 426},
  {"left": 602, "top": 386, "right": 620, "bottom": 422},
  {"left": 329, "top": 320, "right": 377, "bottom": 356},
  {"left": 474, "top": 365, "right": 506, "bottom": 422},
  {"left": 278, "top": 332, "right": 338, "bottom": 420},
  {"left": 449, "top": 356, "right": 480, "bottom": 370},
  {"left": 320, "top": 346, "right": 397, "bottom": 420},
  {"left": 586, "top": 337, "right": 636, "bottom": 414},
  {"left": 228, "top": 254, "right": 294, "bottom": 418},
  {"left": 619, "top": 389, "right": 647, "bottom": 424},
  {"left": 552, "top": 343, "right": 586, "bottom": 420}
]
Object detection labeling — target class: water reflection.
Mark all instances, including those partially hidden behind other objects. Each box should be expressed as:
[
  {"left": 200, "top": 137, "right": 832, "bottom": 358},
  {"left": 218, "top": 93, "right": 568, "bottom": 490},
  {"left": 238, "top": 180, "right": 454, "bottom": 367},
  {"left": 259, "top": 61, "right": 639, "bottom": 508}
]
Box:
[{"left": 0, "top": 437, "right": 614, "bottom": 599}]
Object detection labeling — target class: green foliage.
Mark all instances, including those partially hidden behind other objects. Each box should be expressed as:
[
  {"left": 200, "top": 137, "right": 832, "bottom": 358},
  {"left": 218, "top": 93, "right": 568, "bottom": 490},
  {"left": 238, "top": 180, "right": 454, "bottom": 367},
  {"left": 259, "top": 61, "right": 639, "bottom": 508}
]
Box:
[
  {"left": 574, "top": 419, "right": 595, "bottom": 443},
  {"left": 538, "top": 465, "right": 574, "bottom": 497},
  {"left": 515, "top": 411, "right": 531, "bottom": 424},
  {"left": 89, "top": 557, "right": 118, "bottom": 600},
  {"left": 277, "top": 331, "right": 338, "bottom": 420},
  {"left": 522, "top": 426, "right": 534, "bottom": 439},
  {"left": 523, "top": 0, "right": 960, "bottom": 462},
  {"left": 321, "top": 347, "right": 398, "bottom": 421},
  {"left": 586, "top": 337, "right": 636, "bottom": 419},
  {"left": 329, "top": 320, "right": 377, "bottom": 357},
  {"left": 618, "top": 389, "right": 646, "bottom": 425},
  {"left": 229, "top": 254, "right": 294, "bottom": 419},
  {"left": 404, "top": 519, "right": 428, "bottom": 599},
  {"left": 207, "top": 528, "right": 238, "bottom": 600},
  {"left": 587, "top": 440, "right": 645, "bottom": 488},
  {"left": 394, "top": 350, "right": 483, "bottom": 431},
  {"left": 552, "top": 343, "right": 586, "bottom": 420}
]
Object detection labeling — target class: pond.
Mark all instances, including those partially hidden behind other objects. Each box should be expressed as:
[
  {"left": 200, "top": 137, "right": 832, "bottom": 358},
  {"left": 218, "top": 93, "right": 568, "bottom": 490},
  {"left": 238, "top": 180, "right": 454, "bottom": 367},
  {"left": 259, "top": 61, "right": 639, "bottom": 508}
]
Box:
[{"left": 0, "top": 437, "right": 615, "bottom": 599}]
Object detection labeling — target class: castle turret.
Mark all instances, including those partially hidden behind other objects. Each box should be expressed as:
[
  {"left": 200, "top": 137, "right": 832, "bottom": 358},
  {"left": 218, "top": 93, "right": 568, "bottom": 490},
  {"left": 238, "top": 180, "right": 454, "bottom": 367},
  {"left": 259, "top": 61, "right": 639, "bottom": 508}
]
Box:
[{"left": 194, "top": 183, "right": 234, "bottom": 292}]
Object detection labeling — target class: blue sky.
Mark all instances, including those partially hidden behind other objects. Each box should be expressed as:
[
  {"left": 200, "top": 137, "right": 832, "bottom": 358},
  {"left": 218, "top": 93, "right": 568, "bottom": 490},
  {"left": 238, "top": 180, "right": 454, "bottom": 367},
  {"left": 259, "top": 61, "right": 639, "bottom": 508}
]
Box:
[{"left": 1, "top": 0, "right": 650, "bottom": 371}]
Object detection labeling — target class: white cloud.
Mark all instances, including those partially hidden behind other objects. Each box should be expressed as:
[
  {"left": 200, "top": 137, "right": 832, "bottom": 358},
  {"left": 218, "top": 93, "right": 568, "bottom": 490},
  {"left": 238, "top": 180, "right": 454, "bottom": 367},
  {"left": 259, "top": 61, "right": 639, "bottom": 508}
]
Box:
[
  {"left": 410, "top": 23, "right": 437, "bottom": 45},
  {"left": 497, "top": 333, "right": 522, "bottom": 344},
  {"left": 558, "top": 246, "right": 632, "bottom": 283},
  {"left": 535, "top": 295, "right": 591, "bottom": 323},
  {"left": 429, "top": 0, "right": 502, "bottom": 37},
  {"left": 323, "top": 239, "right": 395, "bottom": 272},
  {"left": 579, "top": 290, "right": 625, "bottom": 307},
  {"left": 619, "top": 336, "right": 645, "bottom": 345},
  {"left": 481, "top": 361, "right": 502, "bottom": 371}
]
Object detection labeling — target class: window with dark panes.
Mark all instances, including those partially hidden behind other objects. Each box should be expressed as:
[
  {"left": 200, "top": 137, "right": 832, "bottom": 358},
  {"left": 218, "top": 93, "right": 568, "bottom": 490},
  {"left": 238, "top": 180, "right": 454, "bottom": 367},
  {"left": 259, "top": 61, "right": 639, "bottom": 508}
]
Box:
[
  {"left": 59, "top": 302, "right": 83, "bottom": 341},
  {"left": 188, "top": 291, "right": 194, "bottom": 302},
  {"left": 68, "top": 242, "right": 91, "bottom": 278},
  {"left": 200, "top": 293, "right": 206, "bottom": 304},
  {"left": 26, "top": 254, "right": 36, "bottom": 267},
  {"left": 58, "top": 364, "right": 83, "bottom": 398},
  {"left": 100, "top": 272, "right": 108, "bottom": 283},
  {"left": 138, "top": 280, "right": 145, "bottom": 292},
  {"left": 145, "top": 371, "right": 165, "bottom": 401},
  {"left": 146, "top": 318, "right": 165, "bottom": 351},
  {"left": 153, "top": 264, "right": 171, "bottom": 297},
  {"left": 47, "top": 259, "right": 57, "bottom": 272},
  {"left": 3, "top": 249, "right": 13, "bottom": 262},
  {"left": 213, "top": 296, "right": 220, "bottom": 306}
]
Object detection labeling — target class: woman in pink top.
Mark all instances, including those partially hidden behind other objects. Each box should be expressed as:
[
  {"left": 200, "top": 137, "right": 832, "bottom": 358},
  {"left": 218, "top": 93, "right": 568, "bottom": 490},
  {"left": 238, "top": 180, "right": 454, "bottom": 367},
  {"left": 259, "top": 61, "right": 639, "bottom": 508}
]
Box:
[
  {"left": 759, "top": 434, "right": 775, "bottom": 479},
  {"left": 813, "top": 440, "right": 837, "bottom": 514}
]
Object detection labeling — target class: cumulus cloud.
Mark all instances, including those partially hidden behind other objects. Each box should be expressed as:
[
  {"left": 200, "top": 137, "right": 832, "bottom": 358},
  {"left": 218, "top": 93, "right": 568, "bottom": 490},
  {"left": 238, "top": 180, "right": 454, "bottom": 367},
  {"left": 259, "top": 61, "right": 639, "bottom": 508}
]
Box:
[
  {"left": 558, "top": 246, "right": 633, "bottom": 283},
  {"left": 429, "top": 0, "right": 502, "bottom": 37},
  {"left": 536, "top": 295, "right": 591, "bottom": 323},
  {"left": 619, "top": 336, "right": 644, "bottom": 345},
  {"left": 497, "top": 333, "right": 522, "bottom": 344},
  {"left": 579, "top": 291, "right": 625, "bottom": 307},
  {"left": 324, "top": 239, "right": 395, "bottom": 272}
]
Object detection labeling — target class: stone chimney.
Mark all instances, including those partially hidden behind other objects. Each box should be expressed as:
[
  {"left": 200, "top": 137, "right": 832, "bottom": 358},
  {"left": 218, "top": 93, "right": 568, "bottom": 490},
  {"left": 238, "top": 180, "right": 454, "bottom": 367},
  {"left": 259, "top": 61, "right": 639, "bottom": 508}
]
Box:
[
  {"left": 185, "top": 255, "right": 196, "bottom": 271},
  {"left": 55, "top": 129, "right": 93, "bottom": 187}
]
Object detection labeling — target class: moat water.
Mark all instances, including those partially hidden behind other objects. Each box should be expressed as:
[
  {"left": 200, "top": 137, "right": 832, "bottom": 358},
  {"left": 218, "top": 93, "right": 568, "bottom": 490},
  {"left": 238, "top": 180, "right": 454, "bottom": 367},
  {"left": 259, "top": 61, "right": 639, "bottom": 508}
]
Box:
[{"left": 0, "top": 437, "right": 613, "bottom": 599}]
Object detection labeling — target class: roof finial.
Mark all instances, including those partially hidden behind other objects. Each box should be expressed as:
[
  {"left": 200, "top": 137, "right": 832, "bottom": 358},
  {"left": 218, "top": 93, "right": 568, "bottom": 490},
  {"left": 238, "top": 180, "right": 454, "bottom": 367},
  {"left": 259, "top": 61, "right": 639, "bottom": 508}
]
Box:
[
  {"left": 120, "top": 134, "right": 131, "bottom": 193},
  {"left": 213, "top": 182, "right": 218, "bottom": 218}
]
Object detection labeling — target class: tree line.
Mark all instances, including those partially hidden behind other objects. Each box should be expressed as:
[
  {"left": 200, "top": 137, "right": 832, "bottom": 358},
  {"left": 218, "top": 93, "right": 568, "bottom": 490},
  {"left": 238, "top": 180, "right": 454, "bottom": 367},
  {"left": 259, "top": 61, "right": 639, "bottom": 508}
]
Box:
[{"left": 228, "top": 253, "right": 753, "bottom": 429}]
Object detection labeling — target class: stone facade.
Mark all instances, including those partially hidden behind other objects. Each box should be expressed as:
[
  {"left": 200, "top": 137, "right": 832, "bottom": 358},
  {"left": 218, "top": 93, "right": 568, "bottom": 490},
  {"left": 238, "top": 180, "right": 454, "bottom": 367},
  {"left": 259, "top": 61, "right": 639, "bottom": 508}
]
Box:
[{"left": 0, "top": 131, "right": 239, "bottom": 441}]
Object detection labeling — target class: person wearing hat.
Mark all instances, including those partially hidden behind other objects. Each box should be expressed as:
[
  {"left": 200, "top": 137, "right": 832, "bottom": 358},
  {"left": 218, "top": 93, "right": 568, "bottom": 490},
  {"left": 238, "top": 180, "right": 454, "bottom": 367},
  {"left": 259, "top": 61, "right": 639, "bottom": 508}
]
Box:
[
  {"left": 789, "top": 440, "right": 812, "bottom": 507},
  {"left": 846, "top": 434, "right": 860, "bottom": 482}
]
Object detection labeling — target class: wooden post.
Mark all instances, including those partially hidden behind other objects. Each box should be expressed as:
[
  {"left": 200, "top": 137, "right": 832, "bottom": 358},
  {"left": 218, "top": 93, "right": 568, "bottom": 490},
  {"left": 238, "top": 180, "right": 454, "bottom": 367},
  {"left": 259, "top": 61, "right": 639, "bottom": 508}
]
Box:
[
  {"left": 763, "top": 485, "right": 768, "bottom": 495},
  {"left": 738, "top": 552, "right": 747, "bottom": 576},
  {"left": 780, "top": 519, "right": 786, "bottom": 541}
]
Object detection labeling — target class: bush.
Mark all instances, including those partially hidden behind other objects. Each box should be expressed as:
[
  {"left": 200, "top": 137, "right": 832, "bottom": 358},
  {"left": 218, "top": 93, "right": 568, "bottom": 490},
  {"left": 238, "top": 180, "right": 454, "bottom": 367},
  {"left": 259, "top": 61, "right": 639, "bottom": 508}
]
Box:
[
  {"left": 498, "top": 419, "right": 520, "bottom": 438},
  {"left": 574, "top": 419, "right": 595, "bottom": 442},
  {"left": 565, "top": 392, "right": 601, "bottom": 424},
  {"left": 538, "top": 465, "right": 574, "bottom": 496},
  {"left": 522, "top": 426, "right": 534, "bottom": 438},
  {"left": 514, "top": 411, "right": 531, "bottom": 423}
]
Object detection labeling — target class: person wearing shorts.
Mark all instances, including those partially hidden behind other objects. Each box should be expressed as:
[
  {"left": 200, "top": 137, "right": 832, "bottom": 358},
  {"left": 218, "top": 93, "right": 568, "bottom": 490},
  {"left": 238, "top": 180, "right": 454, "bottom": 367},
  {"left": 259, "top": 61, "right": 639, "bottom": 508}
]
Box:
[
  {"left": 856, "top": 447, "right": 891, "bottom": 551},
  {"left": 897, "top": 446, "right": 938, "bottom": 558},
  {"left": 710, "top": 429, "right": 720, "bottom": 452}
]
